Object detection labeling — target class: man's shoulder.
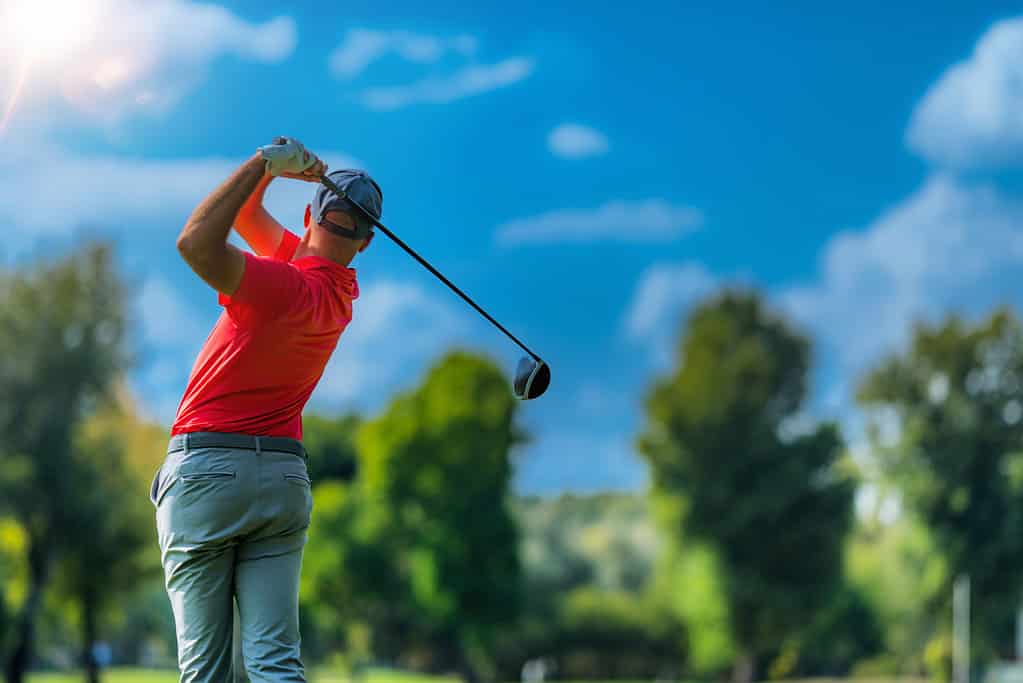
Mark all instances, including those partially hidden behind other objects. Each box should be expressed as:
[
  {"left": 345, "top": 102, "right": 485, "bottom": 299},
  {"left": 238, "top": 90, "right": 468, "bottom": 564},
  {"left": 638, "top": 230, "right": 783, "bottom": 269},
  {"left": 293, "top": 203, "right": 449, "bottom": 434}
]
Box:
[{"left": 272, "top": 229, "right": 302, "bottom": 262}]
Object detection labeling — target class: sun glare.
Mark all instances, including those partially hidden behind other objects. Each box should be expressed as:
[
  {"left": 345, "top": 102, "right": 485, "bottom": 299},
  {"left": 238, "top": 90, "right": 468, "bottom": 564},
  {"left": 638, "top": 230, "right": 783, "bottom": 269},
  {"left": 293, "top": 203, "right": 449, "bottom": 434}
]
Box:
[
  {"left": 4, "top": 0, "right": 99, "bottom": 62},
  {"left": 1, "top": 0, "right": 102, "bottom": 133}
]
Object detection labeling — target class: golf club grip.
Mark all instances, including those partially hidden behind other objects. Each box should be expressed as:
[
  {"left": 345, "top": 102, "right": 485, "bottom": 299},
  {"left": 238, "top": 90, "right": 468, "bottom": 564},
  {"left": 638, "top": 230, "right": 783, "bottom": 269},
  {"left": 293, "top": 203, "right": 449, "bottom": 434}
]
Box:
[{"left": 319, "top": 176, "right": 542, "bottom": 363}]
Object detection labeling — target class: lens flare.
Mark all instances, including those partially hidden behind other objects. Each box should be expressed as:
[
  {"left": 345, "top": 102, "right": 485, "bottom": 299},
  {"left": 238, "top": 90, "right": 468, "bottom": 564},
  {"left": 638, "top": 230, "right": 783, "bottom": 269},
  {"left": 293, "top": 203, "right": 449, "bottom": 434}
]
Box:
[
  {"left": 0, "top": 0, "right": 100, "bottom": 134},
  {"left": 6, "top": 0, "right": 97, "bottom": 60},
  {"left": 0, "top": 58, "right": 32, "bottom": 134}
]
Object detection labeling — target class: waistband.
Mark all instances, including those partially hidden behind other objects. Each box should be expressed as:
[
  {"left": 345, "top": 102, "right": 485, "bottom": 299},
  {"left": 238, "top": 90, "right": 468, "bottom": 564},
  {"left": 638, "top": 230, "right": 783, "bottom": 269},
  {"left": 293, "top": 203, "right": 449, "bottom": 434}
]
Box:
[{"left": 168, "top": 431, "right": 306, "bottom": 460}]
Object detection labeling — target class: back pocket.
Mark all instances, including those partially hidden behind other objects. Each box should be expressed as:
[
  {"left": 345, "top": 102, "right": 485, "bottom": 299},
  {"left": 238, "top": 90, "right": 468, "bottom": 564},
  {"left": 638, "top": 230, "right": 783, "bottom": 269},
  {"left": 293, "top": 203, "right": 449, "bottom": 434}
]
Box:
[
  {"left": 181, "top": 471, "right": 235, "bottom": 483},
  {"left": 283, "top": 473, "right": 311, "bottom": 487}
]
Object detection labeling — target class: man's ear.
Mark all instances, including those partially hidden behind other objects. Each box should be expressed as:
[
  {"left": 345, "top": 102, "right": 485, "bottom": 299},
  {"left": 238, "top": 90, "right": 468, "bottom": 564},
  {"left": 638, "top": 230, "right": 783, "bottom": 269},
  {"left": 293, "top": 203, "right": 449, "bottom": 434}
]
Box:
[
  {"left": 358, "top": 231, "right": 375, "bottom": 253},
  {"left": 304, "top": 204, "right": 312, "bottom": 230}
]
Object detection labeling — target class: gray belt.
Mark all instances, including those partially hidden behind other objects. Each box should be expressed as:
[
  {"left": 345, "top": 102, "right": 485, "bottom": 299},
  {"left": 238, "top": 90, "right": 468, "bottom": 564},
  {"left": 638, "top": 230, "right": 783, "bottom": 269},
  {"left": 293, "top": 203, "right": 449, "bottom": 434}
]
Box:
[{"left": 168, "top": 431, "right": 307, "bottom": 460}]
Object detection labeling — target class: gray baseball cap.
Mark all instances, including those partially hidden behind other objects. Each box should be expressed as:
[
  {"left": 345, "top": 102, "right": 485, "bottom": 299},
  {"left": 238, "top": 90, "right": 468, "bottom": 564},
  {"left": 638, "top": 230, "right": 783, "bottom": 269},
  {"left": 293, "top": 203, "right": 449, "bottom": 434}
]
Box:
[{"left": 312, "top": 169, "right": 383, "bottom": 240}]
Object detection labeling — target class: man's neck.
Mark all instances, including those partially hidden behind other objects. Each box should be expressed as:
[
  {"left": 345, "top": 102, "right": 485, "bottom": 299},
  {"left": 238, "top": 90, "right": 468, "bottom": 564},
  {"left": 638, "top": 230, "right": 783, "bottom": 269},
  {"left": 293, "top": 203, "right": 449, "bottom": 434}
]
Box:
[{"left": 294, "top": 238, "right": 358, "bottom": 267}]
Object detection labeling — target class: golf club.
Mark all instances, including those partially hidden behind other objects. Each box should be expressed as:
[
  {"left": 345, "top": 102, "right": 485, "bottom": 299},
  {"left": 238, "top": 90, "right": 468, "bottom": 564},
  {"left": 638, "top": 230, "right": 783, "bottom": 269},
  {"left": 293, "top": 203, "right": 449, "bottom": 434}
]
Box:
[{"left": 320, "top": 174, "right": 551, "bottom": 400}]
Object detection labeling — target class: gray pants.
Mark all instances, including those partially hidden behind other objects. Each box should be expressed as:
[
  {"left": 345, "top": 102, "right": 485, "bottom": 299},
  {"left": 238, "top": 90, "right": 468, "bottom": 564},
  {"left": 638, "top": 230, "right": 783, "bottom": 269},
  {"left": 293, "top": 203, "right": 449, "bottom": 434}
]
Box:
[{"left": 151, "top": 438, "right": 312, "bottom": 682}]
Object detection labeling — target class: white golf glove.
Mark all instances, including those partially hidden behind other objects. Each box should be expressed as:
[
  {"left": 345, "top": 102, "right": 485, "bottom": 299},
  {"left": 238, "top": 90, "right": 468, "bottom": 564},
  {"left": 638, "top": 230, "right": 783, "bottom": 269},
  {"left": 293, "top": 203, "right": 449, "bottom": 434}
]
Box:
[{"left": 259, "top": 137, "right": 317, "bottom": 177}]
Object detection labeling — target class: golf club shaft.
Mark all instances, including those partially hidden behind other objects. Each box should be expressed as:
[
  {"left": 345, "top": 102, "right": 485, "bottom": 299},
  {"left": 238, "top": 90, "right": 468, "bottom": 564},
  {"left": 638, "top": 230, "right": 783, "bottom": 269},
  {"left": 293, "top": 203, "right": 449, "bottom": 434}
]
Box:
[{"left": 320, "top": 176, "right": 542, "bottom": 363}]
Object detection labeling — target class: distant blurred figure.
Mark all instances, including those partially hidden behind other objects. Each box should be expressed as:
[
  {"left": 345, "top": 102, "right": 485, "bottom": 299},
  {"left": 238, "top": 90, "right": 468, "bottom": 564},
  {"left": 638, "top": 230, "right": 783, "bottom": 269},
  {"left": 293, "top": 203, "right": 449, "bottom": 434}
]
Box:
[
  {"left": 521, "top": 657, "right": 554, "bottom": 683},
  {"left": 91, "top": 642, "right": 112, "bottom": 669}
]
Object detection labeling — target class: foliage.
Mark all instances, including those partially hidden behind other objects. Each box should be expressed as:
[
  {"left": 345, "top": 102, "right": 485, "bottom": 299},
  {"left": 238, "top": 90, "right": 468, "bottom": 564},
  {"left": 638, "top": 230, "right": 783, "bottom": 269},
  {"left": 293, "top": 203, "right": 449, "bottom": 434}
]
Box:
[
  {"left": 51, "top": 388, "right": 166, "bottom": 679},
  {"left": 302, "top": 481, "right": 385, "bottom": 663},
  {"left": 651, "top": 540, "right": 734, "bottom": 676},
  {"left": 303, "top": 413, "right": 361, "bottom": 483},
  {"left": 494, "top": 494, "right": 679, "bottom": 680},
  {"left": 847, "top": 513, "right": 947, "bottom": 675},
  {"left": 25, "top": 668, "right": 461, "bottom": 683},
  {"left": 0, "top": 519, "right": 25, "bottom": 658},
  {"left": 543, "top": 588, "right": 681, "bottom": 680},
  {"left": 859, "top": 309, "right": 1023, "bottom": 658},
  {"left": 638, "top": 291, "right": 856, "bottom": 680},
  {"left": 793, "top": 581, "right": 885, "bottom": 676},
  {"left": 0, "top": 244, "right": 127, "bottom": 683},
  {"left": 305, "top": 352, "right": 521, "bottom": 681},
  {"left": 515, "top": 493, "right": 658, "bottom": 597}
]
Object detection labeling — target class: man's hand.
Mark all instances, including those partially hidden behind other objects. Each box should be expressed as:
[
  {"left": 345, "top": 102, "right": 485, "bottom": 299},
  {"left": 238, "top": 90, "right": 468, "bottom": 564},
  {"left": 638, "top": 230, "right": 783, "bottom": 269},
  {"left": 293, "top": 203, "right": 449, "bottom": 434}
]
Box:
[{"left": 259, "top": 137, "right": 326, "bottom": 179}]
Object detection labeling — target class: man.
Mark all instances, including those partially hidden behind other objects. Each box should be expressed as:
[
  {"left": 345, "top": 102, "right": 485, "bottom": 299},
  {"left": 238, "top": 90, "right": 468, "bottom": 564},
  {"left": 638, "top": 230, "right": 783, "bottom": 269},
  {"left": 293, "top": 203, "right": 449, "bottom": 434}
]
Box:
[{"left": 148, "top": 137, "right": 383, "bottom": 682}]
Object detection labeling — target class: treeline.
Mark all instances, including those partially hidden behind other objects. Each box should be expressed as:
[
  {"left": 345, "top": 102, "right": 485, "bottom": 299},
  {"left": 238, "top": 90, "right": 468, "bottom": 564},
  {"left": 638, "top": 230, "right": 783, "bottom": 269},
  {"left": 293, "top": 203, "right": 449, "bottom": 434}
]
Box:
[{"left": 1, "top": 245, "right": 1022, "bottom": 683}]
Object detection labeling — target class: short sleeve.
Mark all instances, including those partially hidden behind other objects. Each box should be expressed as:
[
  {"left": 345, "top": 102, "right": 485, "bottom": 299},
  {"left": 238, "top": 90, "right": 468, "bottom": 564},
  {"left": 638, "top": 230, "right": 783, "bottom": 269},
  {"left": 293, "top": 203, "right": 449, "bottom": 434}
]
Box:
[
  {"left": 272, "top": 229, "right": 301, "bottom": 262},
  {"left": 218, "top": 252, "right": 309, "bottom": 323}
]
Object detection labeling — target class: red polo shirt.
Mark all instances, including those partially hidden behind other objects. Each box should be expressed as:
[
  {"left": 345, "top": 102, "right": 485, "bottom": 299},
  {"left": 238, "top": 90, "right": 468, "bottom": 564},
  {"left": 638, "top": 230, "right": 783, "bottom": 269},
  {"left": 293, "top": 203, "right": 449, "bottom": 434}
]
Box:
[{"left": 171, "top": 230, "right": 358, "bottom": 440}]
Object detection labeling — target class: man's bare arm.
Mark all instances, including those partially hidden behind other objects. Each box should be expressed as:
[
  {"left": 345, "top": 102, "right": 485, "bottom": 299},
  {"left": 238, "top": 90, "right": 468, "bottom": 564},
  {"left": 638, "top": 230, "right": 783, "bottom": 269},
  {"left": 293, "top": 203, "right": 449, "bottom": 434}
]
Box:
[
  {"left": 235, "top": 153, "right": 327, "bottom": 257},
  {"left": 177, "top": 154, "right": 265, "bottom": 296},
  {"left": 234, "top": 172, "right": 286, "bottom": 257}
]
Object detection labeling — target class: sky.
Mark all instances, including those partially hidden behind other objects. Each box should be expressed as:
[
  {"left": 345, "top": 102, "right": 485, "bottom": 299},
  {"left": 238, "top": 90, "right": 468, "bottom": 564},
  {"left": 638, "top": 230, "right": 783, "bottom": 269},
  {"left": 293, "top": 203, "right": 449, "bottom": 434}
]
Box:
[{"left": 2, "top": 0, "right": 1022, "bottom": 494}]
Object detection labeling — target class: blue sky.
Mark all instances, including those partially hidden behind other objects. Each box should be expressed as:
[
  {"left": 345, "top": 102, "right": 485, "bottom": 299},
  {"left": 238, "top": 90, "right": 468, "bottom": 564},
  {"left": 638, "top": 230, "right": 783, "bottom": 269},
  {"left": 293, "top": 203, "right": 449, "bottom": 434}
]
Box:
[{"left": 2, "top": 0, "right": 1023, "bottom": 494}]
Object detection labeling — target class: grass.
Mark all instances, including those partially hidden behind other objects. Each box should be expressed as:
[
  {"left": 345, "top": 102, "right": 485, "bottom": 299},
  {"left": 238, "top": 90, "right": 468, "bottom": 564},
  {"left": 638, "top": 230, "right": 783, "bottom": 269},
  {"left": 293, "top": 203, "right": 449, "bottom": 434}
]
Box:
[
  {"left": 27, "top": 668, "right": 457, "bottom": 683},
  {"left": 25, "top": 672, "right": 927, "bottom": 683}
]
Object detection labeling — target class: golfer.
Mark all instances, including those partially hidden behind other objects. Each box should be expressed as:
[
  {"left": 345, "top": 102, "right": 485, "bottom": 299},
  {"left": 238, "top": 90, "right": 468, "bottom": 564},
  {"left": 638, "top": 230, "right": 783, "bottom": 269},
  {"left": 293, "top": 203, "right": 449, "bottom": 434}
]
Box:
[{"left": 148, "top": 137, "right": 382, "bottom": 682}]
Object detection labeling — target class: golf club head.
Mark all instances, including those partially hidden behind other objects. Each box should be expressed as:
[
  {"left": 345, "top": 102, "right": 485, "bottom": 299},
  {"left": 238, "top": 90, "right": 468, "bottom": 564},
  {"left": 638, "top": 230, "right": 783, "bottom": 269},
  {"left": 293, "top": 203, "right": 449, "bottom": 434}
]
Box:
[{"left": 513, "top": 357, "right": 551, "bottom": 400}]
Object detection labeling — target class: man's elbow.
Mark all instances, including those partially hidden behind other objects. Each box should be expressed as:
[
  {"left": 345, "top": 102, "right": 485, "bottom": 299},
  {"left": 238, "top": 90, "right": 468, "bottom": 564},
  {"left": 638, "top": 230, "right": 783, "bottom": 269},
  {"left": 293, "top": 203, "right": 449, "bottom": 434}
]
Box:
[{"left": 176, "top": 227, "right": 205, "bottom": 267}]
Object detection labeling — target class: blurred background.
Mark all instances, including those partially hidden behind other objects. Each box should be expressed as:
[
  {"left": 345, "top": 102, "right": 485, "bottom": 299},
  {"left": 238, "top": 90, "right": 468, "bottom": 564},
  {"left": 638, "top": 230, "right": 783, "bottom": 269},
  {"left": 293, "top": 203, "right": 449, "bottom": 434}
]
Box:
[{"left": 2, "top": 0, "right": 1023, "bottom": 682}]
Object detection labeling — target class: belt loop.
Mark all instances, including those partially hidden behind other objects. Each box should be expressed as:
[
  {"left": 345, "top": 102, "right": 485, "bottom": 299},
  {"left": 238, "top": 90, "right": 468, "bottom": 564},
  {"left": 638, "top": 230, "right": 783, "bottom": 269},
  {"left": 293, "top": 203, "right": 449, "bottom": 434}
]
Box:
[
  {"left": 184, "top": 433, "right": 190, "bottom": 453},
  {"left": 255, "top": 436, "right": 262, "bottom": 456}
]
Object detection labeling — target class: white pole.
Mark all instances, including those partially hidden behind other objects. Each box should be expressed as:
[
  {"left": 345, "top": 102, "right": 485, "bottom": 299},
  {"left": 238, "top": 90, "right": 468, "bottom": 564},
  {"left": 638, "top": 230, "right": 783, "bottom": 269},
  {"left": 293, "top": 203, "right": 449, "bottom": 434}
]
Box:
[{"left": 954, "top": 574, "right": 970, "bottom": 683}]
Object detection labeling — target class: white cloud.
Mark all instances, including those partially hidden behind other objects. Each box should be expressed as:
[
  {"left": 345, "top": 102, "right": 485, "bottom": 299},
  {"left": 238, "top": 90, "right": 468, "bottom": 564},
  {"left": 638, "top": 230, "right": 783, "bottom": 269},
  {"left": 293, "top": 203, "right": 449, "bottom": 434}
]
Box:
[
  {"left": 137, "top": 278, "right": 205, "bottom": 347},
  {"left": 331, "top": 28, "right": 532, "bottom": 111},
  {"left": 312, "top": 280, "right": 467, "bottom": 408},
  {"left": 0, "top": 0, "right": 296, "bottom": 123},
  {"left": 496, "top": 199, "right": 702, "bottom": 246},
  {"left": 906, "top": 16, "right": 1023, "bottom": 168},
  {"left": 361, "top": 57, "right": 534, "bottom": 111},
  {"left": 548, "top": 123, "right": 609, "bottom": 159},
  {"left": 623, "top": 262, "right": 718, "bottom": 364},
  {"left": 0, "top": 144, "right": 357, "bottom": 239},
  {"left": 779, "top": 175, "right": 1023, "bottom": 377},
  {"left": 328, "top": 29, "right": 477, "bottom": 78},
  {"left": 131, "top": 277, "right": 210, "bottom": 425},
  {"left": 620, "top": 176, "right": 1023, "bottom": 429},
  {"left": 0, "top": 149, "right": 236, "bottom": 237}
]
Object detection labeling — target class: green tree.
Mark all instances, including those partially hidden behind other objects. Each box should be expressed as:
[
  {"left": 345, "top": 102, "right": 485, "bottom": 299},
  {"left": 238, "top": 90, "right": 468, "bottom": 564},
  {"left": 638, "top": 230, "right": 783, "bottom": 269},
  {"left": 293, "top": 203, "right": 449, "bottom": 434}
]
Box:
[
  {"left": 846, "top": 512, "right": 946, "bottom": 675},
  {"left": 0, "top": 245, "right": 126, "bottom": 683},
  {"left": 858, "top": 309, "right": 1023, "bottom": 661},
  {"left": 495, "top": 494, "right": 679, "bottom": 680},
  {"left": 508, "top": 587, "right": 681, "bottom": 680},
  {"left": 52, "top": 388, "right": 165, "bottom": 682},
  {"left": 305, "top": 352, "right": 522, "bottom": 682},
  {"left": 302, "top": 481, "right": 394, "bottom": 670},
  {"left": 638, "top": 291, "right": 855, "bottom": 682},
  {"left": 302, "top": 413, "right": 361, "bottom": 483}
]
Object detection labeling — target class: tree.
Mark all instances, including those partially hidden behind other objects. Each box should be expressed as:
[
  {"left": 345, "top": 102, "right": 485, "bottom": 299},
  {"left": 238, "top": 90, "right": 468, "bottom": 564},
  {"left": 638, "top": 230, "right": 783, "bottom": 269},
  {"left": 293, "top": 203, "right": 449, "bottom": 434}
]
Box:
[
  {"left": 845, "top": 512, "right": 946, "bottom": 675},
  {"left": 0, "top": 245, "right": 126, "bottom": 683},
  {"left": 302, "top": 481, "right": 393, "bottom": 670},
  {"left": 53, "top": 387, "right": 166, "bottom": 683},
  {"left": 305, "top": 351, "right": 522, "bottom": 682},
  {"left": 638, "top": 291, "right": 855, "bottom": 682},
  {"left": 858, "top": 309, "right": 1023, "bottom": 661},
  {"left": 492, "top": 494, "right": 679, "bottom": 681},
  {"left": 302, "top": 413, "right": 361, "bottom": 483}
]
